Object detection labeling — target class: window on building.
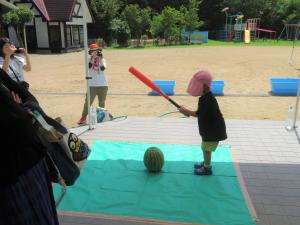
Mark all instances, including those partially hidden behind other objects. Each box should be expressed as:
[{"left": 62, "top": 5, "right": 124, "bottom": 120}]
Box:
[
  {"left": 73, "top": 26, "right": 79, "bottom": 46},
  {"left": 79, "top": 26, "right": 84, "bottom": 47},
  {"left": 66, "top": 26, "right": 72, "bottom": 47}
]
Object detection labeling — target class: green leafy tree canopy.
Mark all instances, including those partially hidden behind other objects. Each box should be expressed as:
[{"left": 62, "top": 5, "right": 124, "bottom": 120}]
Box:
[{"left": 2, "top": 7, "right": 34, "bottom": 27}]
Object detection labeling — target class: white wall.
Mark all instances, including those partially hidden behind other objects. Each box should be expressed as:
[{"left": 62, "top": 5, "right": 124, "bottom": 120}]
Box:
[
  {"left": 8, "top": 26, "right": 20, "bottom": 46},
  {"left": 35, "top": 17, "right": 49, "bottom": 48},
  {"left": 31, "top": 6, "right": 40, "bottom": 17},
  {"left": 66, "top": 0, "right": 92, "bottom": 25}
]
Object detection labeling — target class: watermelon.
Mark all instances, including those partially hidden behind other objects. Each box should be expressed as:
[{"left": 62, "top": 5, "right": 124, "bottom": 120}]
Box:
[{"left": 144, "top": 147, "right": 164, "bottom": 173}]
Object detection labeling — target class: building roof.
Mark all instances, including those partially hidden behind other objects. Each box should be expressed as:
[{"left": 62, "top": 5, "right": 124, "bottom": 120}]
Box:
[{"left": 32, "top": 0, "right": 77, "bottom": 21}]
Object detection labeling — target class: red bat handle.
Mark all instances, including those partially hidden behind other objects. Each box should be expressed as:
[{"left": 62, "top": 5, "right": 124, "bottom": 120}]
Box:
[{"left": 168, "top": 98, "right": 180, "bottom": 108}]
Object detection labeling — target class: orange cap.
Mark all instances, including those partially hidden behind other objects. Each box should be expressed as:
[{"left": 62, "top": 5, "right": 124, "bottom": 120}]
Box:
[{"left": 89, "top": 43, "right": 101, "bottom": 50}]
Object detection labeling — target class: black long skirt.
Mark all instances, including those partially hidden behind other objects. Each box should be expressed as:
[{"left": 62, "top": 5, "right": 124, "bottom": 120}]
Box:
[{"left": 0, "top": 159, "right": 59, "bottom": 225}]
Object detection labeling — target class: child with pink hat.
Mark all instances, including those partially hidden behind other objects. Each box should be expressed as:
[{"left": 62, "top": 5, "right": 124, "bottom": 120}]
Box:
[{"left": 179, "top": 70, "right": 227, "bottom": 175}]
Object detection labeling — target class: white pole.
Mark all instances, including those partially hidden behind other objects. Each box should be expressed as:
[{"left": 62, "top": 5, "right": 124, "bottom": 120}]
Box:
[
  {"left": 82, "top": 0, "right": 92, "bottom": 129},
  {"left": 23, "top": 26, "right": 27, "bottom": 49},
  {"left": 292, "top": 78, "right": 300, "bottom": 129},
  {"left": 290, "top": 21, "right": 300, "bottom": 130}
]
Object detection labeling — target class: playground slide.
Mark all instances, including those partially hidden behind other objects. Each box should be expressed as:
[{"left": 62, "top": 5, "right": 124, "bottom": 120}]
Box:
[{"left": 244, "top": 29, "right": 250, "bottom": 43}]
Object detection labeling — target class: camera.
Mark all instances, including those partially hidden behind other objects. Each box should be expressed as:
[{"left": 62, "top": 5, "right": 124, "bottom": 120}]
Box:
[
  {"left": 97, "top": 50, "right": 103, "bottom": 57},
  {"left": 88, "top": 49, "right": 102, "bottom": 57},
  {"left": 15, "top": 47, "right": 22, "bottom": 54}
]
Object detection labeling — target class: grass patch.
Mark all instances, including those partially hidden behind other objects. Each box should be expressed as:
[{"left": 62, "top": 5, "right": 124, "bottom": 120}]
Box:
[{"left": 103, "top": 39, "right": 300, "bottom": 51}]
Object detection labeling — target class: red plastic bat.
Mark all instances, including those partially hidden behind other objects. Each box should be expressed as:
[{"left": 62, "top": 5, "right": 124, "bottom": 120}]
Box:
[{"left": 129, "top": 66, "right": 180, "bottom": 108}]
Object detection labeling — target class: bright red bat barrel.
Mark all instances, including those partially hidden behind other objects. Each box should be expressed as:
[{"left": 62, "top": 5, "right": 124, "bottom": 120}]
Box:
[
  {"left": 129, "top": 67, "right": 181, "bottom": 109},
  {"left": 129, "top": 67, "right": 167, "bottom": 98}
]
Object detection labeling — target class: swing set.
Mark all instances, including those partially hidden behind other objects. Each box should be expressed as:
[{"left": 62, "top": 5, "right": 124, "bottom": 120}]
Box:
[{"left": 278, "top": 23, "right": 300, "bottom": 41}]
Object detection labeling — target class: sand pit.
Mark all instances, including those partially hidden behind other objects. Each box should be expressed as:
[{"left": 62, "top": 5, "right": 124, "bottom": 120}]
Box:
[{"left": 26, "top": 46, "right": 300, "bottom": 127}]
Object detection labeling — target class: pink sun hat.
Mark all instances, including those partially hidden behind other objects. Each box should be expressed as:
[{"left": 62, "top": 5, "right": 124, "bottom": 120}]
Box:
[{"left": 187, "top": 70, "right": 212, "bottom": 96}]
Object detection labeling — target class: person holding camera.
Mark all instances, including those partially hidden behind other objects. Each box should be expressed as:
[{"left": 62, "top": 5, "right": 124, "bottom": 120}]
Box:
[
  {"left": 0, "top": 37, "right": 31, "bottom": 90},
  {"left": 77, "top": 43, "right": 108, "bottom": 125}
]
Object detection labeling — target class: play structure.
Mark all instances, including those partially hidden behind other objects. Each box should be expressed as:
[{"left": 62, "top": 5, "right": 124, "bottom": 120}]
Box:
[
  {"left": 222, "top": 7, "right": 244, "bottom": 42},
  {"left": 221, "top": 8, "right": 276, "bottom": 42},
  {"left": 246, "top": 18, "right": 277, "bottom": 40},
  {"left": 278, "top": 23, "right": 300, "bottom": 40}
]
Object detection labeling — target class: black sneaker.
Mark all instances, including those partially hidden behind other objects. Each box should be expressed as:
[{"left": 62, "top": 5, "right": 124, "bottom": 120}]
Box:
[
  {"left": 194, "top": 166, "right": 213, "bottom": 176},
  {"left": 194, "top": 162, "right": 204, "bottom": 169}
]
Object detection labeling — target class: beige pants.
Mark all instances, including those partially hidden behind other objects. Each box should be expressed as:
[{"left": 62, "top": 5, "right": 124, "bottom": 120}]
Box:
[{"left": 82, "top": 86, "right": 108, "bottom": 117}]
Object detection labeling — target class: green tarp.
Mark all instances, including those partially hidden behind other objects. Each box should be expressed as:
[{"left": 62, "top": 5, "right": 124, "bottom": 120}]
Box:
[{"left": 55, "top": 140, "right": 256, "bottom": 225}]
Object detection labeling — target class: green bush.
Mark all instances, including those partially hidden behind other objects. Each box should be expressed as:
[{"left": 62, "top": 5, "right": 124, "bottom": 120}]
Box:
[{"left": 111, "top": 19, "right": 131, "bottom": 47}]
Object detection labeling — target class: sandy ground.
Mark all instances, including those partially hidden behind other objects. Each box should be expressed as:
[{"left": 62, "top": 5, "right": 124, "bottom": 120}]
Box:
[{"left": 25, "top": 46, "right": 300, "bottom": 128}]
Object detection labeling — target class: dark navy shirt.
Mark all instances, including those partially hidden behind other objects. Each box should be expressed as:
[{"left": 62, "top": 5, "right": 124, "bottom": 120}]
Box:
[{"left": 197, "top": 92, "right": 227, "bottom": 142}]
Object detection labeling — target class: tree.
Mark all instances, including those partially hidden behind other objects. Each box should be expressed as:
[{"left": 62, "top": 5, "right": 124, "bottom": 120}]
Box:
[
  {"left": 283, "top": 0, "right": 300, "bottom": 24},
  {"left": 150, "top": 14, "right": 164, "bottom": 38},
  {"left": 119, "top": 0, "right": 190, "bottom": 13},
  {"left": 197, "top": 0, "right": 224, "bottom": 31},
  {"left": 140, "top": 7, "right": 152, "bottom": 35},
  {"left": 2, "top": 7, "right": 34, "bottom": 47},
  {"left": 111, "top": 18, "right": 131, "bottom": 46},
  {"left": 119, "top": 0, "right": 149, "bottom": 9},
  {"left": 121, "top": 5, "right": 151, "bottom": 40},
  {"left": 121, "top": 5, "right": 142, "bottom": 39},
  {"left": 161, "top": 7, "right": 182, "bottom": 43},
  {"left": 90, "top": 0, "right": 121, "bottom": 45},
  {"left": 147, "top": 0, "right": 189, "bottom": 13},
  {"left": 150, "top": 7, "right": 182, "bottom": 43},
  {"left": 181, "top": 0, "right": 204, "bottom": 42}
]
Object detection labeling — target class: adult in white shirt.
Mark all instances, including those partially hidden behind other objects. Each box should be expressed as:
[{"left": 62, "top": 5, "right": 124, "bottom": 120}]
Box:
[
  {"left": 78, "top": 44, "right": 108, "bottom": 125},
  {"left": 0, "top": 37, "right": 31, "bottom": 89}
]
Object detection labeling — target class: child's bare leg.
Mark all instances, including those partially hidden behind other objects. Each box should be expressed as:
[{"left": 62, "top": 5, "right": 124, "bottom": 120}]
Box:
[{"left": 203, "top": 150, "right": 211, "bottom": 166}]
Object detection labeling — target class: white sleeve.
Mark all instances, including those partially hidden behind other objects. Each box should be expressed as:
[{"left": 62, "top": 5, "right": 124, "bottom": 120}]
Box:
[
  {"left": 102, "top": 58, "right": 107, "bottom": 68},
  {"left": 14, "top": 56, "right": 26, "bottom": 67}
]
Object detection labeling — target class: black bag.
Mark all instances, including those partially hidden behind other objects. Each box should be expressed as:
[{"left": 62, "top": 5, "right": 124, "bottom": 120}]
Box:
[
  {"left": 9, "top": 65, "right": 29, "bottom": 90},
  {"left": 38, "top": 132, "right": 80, "bottom": 186},
  {"left": 33, "top": 113, "right": 90, "bottom": 186}
]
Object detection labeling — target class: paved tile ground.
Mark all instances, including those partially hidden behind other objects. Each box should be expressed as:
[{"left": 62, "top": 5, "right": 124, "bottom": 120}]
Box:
[{"left": 59, "top": 118, "right": 300, "bottom": 225}]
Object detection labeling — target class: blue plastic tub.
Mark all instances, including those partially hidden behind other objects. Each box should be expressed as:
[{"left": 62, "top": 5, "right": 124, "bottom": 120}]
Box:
[
  {"left": 150, "top": 80, "right": 176, "bottom": 95},
  {"left": 270, "top": 78, "right": 300, "bottom": 95},
  {"left": 211, "top": 80, "right": 225, "bottom": 95}
]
